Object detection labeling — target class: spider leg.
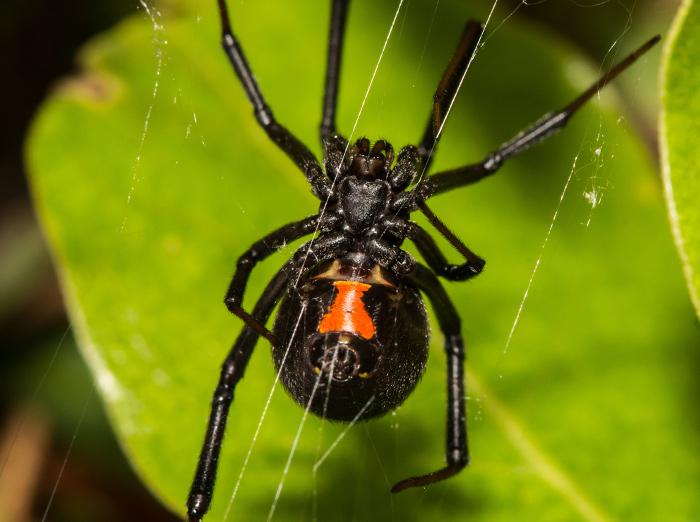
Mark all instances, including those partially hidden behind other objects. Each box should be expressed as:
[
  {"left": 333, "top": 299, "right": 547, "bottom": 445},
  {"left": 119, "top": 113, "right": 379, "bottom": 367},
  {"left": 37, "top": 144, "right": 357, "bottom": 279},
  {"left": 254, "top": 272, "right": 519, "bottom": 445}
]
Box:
[
  {"left": 364, "top": 238, "right": 416, "bottom": 276},
  {"left": 189, "top": 230, "right": 351, "bottom": 521},
  {"left": 216, "top": 0, "right": 332, "bottom": 199},
  {"left": 418, "top": 20, "right": 483, "bottom": 170},
  {"left": 187, "top": 267, "right": 289, "bottom": 522},
  {"left": 406, "top": 219, "right": 484, "bottom": 281},
  {"left": 421, "top": 34, "right": 660, "bottom": 196},
  {"left": 389, "top": 145, "right": 421, "bottom": 191},
  {"left": 392, "top": 264, "right": 468, "bottom": 493},
  {"left": 287, "top": 231, "right": 354, "bottom": 282},
  {"left": 321, "top": 0, "right": 351, "bottom": 142},
  {"left": 415, "top": 201, "right": 485, "bottom": 275},
  {"left": 225, "top": 215, "right": 330, "bottom": 344}
]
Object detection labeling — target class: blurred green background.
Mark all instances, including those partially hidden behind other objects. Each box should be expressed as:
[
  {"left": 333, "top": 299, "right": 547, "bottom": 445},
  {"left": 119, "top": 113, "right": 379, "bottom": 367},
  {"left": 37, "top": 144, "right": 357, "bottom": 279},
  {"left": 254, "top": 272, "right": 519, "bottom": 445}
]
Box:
[{"left": 2, "top": 0, "right": 697, "bottom": 521}]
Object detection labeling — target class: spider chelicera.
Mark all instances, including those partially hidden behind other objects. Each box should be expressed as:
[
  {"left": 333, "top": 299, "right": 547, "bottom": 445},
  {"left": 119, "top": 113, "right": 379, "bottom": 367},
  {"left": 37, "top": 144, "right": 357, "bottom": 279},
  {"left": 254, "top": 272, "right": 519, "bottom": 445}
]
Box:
[{"left": 186, "top": 1, "right": 659, "bottom": 519}]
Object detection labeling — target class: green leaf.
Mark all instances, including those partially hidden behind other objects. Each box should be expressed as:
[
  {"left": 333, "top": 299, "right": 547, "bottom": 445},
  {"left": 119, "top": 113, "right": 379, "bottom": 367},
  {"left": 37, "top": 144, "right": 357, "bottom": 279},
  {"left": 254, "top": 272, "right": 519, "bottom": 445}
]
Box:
[
  {"left": 27, "top": 1, "right": 700, "bottom": 521},
  {"left": 661, "top": 0, "right": 700, "bottom": 320}
]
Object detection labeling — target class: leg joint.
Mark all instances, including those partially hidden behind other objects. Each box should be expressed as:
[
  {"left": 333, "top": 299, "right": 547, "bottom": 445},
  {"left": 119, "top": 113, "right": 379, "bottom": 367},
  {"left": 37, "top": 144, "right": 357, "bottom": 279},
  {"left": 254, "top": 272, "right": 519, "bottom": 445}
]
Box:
[
  {"left": 448, "top": 447, "right": 469, "bottom": 468},
  {"left": 224, "top": 296, "right": 238, "bottom": 312},
  {"left": 444, "top": 334, "right": 464, "bottom": 358},
  {"left": 255, "top": 107, "right": 274, "bottom": 127},
  {"left": 444, "top": 260, "right": 485, "bottom": 280},
  {"left": 212, "top": 382, "right": 234, "bottom": 406},
  {"left": 187, "top": 491, "right": 209, "bottom": 521},
  {"left": 236, "top": 255, "right": 255, "bottom": 270},
  {"left": 483, "top": 152, "right": 502, "bottom": 172}
]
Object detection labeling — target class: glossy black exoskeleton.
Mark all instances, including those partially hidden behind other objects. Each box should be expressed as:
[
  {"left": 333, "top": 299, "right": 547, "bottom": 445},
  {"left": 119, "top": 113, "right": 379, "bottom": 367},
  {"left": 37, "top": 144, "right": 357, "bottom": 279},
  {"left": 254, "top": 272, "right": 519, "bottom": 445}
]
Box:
[
  {"left": 186, "top": 1, "right": 660, "bottom": 519},
  {"left": 272, "top": 254, "right": 429, "bottom": 421}
]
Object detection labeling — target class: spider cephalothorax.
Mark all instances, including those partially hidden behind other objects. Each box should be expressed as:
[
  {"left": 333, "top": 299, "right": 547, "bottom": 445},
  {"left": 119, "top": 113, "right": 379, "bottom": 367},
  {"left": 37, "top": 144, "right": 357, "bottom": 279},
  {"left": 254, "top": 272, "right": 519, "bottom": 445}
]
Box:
[
  {"left": 186, "top": 1, "right": 659, "bottom": 519},
  {"left": 326, "top": 139, "right": 416, "bottom": 255}
]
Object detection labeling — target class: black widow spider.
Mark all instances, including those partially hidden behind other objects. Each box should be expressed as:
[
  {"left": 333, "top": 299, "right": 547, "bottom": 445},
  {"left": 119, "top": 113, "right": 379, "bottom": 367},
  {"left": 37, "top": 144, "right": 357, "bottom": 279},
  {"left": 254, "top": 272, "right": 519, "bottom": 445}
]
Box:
[{"left": 186, "top": 1, "right": 659, "bottom": 519}]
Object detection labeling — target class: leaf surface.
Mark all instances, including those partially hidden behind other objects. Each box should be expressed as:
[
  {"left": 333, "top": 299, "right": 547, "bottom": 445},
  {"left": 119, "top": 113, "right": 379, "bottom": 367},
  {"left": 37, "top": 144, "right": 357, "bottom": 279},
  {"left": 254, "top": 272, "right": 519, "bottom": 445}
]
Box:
[
  {"left": 661, "top": 0, "right": 700, "bottom": 319},
  {"left": 27, "top": 1, "right": 700, "bottom": 520}
]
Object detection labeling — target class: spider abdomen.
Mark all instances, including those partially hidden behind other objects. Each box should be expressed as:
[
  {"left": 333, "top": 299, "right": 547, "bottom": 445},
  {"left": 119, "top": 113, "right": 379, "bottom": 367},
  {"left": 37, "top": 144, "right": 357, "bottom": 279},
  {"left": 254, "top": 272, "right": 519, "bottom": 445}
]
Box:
[{"left": 271, "top": 258, "right": 429, "bottom": 421}]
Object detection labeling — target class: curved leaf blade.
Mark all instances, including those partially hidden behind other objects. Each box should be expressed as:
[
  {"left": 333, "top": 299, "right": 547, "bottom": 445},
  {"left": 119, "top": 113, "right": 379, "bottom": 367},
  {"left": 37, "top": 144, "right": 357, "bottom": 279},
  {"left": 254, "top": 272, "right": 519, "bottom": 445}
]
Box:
[
  {"left": 27, "top": 1, "right": 700, "bottom": 521},
  {"left": 661, "top": 0, "right": 700, "bottom": 320}
]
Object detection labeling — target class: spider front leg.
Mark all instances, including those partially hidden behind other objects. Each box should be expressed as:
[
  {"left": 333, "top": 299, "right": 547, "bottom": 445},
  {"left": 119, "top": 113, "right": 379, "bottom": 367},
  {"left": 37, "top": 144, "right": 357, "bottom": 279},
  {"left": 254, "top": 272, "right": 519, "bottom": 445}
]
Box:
[
  {"left": 392, "top": 264, "right": 468, "bottom": 493},
  {"left": 320, "top": 0, "right": 350, "bottom": 141},
  {"left": 188, "top": 267, "right": 289, "bottom": 521},
  {"left": 216, "top": 0, "right": 332, "bottom": 199},
  {"left": 418, "top": 20, "right": 483, "bottom": 169},
  {"left": 422, "top": 35, "right": 660, "bottom": 195}
]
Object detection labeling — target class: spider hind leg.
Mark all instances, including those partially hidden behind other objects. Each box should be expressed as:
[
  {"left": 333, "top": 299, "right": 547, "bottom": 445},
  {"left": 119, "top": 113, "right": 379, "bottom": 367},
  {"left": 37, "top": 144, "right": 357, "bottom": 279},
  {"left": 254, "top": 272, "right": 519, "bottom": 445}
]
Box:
[{"left": 392, "top": 264, "right": 468, "bottom": 493}]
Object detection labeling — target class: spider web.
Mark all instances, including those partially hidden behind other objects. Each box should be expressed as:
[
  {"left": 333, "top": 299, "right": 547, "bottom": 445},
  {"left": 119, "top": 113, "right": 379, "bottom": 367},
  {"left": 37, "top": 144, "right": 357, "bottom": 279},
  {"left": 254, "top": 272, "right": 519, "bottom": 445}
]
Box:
[
  {"left": 213, "top": 0, "right": 643, "bottom": 519},
  {"left": 20, "top": 0, "right": 659, "bottom": 520}
]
